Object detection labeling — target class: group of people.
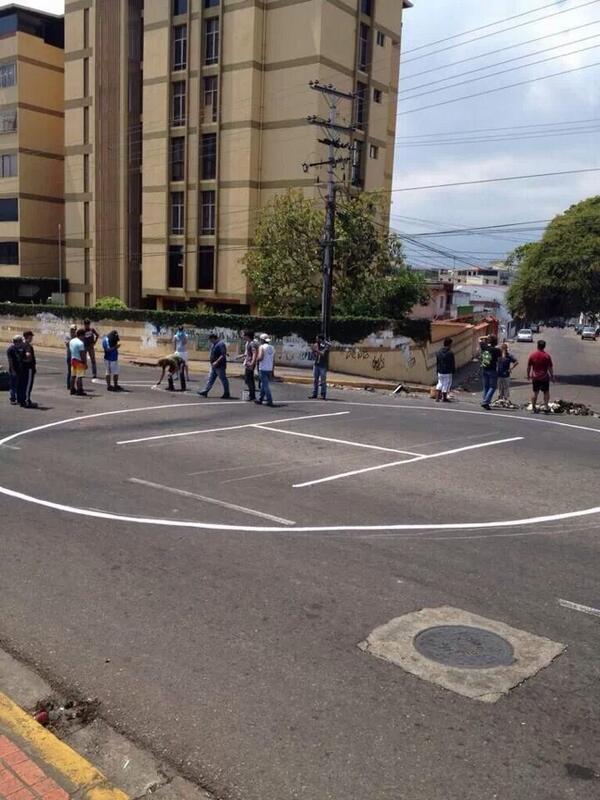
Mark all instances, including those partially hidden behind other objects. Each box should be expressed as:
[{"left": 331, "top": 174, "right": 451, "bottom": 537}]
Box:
[
  {"left": 6, "top": 330, "right": 37, "bottom": 407},
  {"left": 65, "top": 319, "right": 122, "bottom": 395},
  {"left": 435, "top": 332, "right": 555, "bottom": 413}
]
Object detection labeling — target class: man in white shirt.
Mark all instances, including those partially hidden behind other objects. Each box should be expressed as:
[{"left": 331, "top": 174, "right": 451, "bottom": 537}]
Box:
[
  {"left": 172, "top": 325, "right": 189, "bottom": 381},
  {"left": 256, "top": 333, "right": 274, "bottom": 406}
]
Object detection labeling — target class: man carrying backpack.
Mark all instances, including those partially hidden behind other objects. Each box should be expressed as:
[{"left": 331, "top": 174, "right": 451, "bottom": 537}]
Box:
[{"left": 479, "top": 334, "right": 502, "bottom": 410}]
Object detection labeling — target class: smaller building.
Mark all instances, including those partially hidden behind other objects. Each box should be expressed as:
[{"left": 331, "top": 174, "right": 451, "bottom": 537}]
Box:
[
  {"left": 0, "top": 5, "right": 64, "bottom": 282},
  {"left": 410, "top": 281, "right": 453, "bottom": 320}
]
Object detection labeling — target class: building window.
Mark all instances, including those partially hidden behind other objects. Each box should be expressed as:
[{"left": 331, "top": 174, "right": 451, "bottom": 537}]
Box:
[
  {"left": 172, "top": 80, "right": 186, "bottom": 126},
  {"left": 173, "top": 0, "right": 187, "bottom": 15},
  {"left": 170, "top": 136, "right": 185, "bottom": 181},
  {"left": 172, "top": 24, "right": 187, "bottom": 71},
  {"left": 0, "top": 197, "right": 18, "bottom": 221},
  {"left": 376, "top": 30, "right": 385, "bottom": 47},
  {"left": 203, "top": 75, "right": 218, "bottom": 123},
  {"left": 0, "top": 110, "right": 17, "bottom": 134},
  {"left": 170, "top": 191, "right": 184, "bottom": 234},
  {"left": 358, "top": 23, "right": 370, "bottom": 72},
  {"left": 205, "top": 0, "right": 220, "bottom": 6},
  {"left": 361, "top": 0, "right": 372, "bottom": 15},
  {"left": 204, "top": 18, "right": 219, "bottom": 65},
  {"left": 373, "top": 88, "right": 382, "bottom": 103},
  {"left": 198, "top": 246, "right": 215, "bottom": 289},
  {"left": 0, "top": 154, "right": 17, "bottom": 177},
  {"left": 352, "top": 141, "right": 364, "bottom": 187},
  {"left": 201, "top": 190, "right": 216, "bottom": 234},
  {"left": 168, "top": 245, "right": 184, "bottom": 287},
  {"left": 0, "top": 63, "right": 16, "bottom": 88},
  {"left": 369, "top": 144, "right": 378, "bottom": 159},
  {"left": 355, "top": 82, "right": 367, "bottom": 128},
  {"left": 0, "top": 241, "right": 18, "bottom": 263},
  {"left": 201, "top": 133, "right": 217, "bottom": 179}
]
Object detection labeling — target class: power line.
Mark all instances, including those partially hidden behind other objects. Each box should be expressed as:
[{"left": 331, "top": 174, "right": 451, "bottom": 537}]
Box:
[
  {"left": 400, "top": 31, "right": 600, "bottom": 95},
  {"left": 395, "top": 115, "right": 600, "bottom": 139},
  {"left": 403, "top": 0, "right": 600, "bottom": 64},
  {"left": 397, "top": 60, "right": 600, "bottom": 115},
  {"left": 403, "top": 0, "right": 584, "bottom": 55},
  {"left": 397, "top": 125, "right": 600, "bottom": 148},
  {"left": 396, "top": 219, "right": 551, "bottom": 236},
  {"left": 391, "top": 167, "right": 600, "bottom": 192}
]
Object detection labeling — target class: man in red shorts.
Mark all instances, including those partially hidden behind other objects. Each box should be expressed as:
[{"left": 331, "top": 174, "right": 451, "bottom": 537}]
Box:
[{"left": 526, "top": 339, "right": 554, "bottom": 413}]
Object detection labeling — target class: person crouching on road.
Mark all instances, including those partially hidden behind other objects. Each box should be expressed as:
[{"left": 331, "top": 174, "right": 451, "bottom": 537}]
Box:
[
  {"left": 16, "top": 330, "right": 37, "bottom": 408},
  {"left": 497, "top": 343, "right": 518, "bottom": 401},
  {"left": 198, "top": 333, "right": 230, "bottom": 398},
  {"left": 69, "top": 328, "right": 88, "bottom": 396},
  {"left": 155, "top": 354, "right": 186, "bottom": 391},
  {"left": 435, "top": 337, "right": 455, "bottom": 403},
  {"left": 256, "top": 333, "right": 275, "bottom": 406},
  {"left": 102, "top": 330, "right": 122, "bottom": 392},
  {"left": 6, "top": 335, "right": 23, "bottom": 406}
]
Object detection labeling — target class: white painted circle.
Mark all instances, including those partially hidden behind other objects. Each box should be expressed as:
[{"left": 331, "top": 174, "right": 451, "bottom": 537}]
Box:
[{"left": 1, "top": 400, "right": 600, "bottom": 533}]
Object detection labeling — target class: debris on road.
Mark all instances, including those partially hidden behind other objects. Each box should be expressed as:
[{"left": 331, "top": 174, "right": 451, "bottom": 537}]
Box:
[{"left": 491, "top": 399, "right": 520, "bottom": 410}]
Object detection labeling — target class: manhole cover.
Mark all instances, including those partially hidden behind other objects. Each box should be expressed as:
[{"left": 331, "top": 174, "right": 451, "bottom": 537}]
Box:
[{"left": 413, "top": 625, "right": 515, "bottom": 669}]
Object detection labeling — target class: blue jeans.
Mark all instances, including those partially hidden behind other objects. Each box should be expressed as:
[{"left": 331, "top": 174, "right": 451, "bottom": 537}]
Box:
[
  {"left": 9, "top": 372, "right": 17, "bottom": 402},
  {"left": 482, "top": 369, "right": 498, "bottom": 405},
  {"left": 203, "top": 365, "right": 230, "bottom": 396},
  {"left": 258, "top": 370, "right": 273, "bottom": 404},
  {"left": 312, "top": 365, "right": 327, "bottom": 398}
]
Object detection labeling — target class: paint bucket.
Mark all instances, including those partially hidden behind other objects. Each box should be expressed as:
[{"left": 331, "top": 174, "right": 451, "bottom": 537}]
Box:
[{"left": 242, "top": 389, "right": 250, "bottom": 401}]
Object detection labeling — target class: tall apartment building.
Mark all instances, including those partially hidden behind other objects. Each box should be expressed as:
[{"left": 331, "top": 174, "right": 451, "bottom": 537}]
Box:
[
  {"left": 0, "top": 5, "right": 64, "bottom": 282},
  {"left": 64, "top": 0, "right": 410, "bottom": 310}
]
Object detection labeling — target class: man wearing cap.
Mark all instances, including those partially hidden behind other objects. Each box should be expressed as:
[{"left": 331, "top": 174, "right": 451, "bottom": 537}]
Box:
[
  {"left": 6, "top": 335, "right": 23, "bottom": 405},
  {"left": 256, "top": 333, "right": 275, "bottom": 406},
  {"left": 198, "top": 333, "right": 230, "bottom": 398}
]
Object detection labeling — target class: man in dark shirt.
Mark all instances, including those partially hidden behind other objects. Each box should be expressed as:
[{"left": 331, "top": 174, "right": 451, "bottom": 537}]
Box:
[
  {"left": 527, "top": 340, "right": 554, "bottom": 413},
  {"left": 82, "top": 318, "right": 100, "bottom": 379},
  {"left": 198, "top": 333, "right": 230, "bottom": 398},
  {"left": 479, "top": 334, "right": 502, "bottom": 410},
  {"left": 16, "top": 330, "right": 37, "bottom": 408},
  {"left": 435, "top": 337, "right": 455, "bottom": 402},
  {"left": 6, "top": 335, "right": 23, "bottom": 405},
  {"left": 311, "top": 334, "right": 330, "bottom": 400}
]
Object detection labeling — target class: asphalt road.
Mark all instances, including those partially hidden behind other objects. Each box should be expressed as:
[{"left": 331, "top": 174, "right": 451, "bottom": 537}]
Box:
[{"left": 1, "top": 349, "right": 599, "bottom": 800}]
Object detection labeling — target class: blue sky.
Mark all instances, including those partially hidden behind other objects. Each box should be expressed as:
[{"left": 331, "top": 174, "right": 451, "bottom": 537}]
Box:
[{"left": 5, "top": 0, "right": 599, "bottom": 268}]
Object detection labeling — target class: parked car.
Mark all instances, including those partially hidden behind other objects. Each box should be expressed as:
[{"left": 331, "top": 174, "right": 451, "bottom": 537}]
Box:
[
  {"left": 581, "top": 326, "right": 597, "bottom": 341},
  {"left": 517, "top": 328, "right": 534, "bottom": 343}
]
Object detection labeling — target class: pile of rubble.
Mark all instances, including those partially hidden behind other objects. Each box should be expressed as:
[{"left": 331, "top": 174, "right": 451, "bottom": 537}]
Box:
[
  {"left": 491, "top": 398, "right": 520, "bottom": 410},
  {"left": 538, "top": 400, "right": 596, "bottom": 416}
]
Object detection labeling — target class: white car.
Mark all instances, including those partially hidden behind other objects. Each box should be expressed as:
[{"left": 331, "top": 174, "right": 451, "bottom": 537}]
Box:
[{"left": 517, "top": 328, "right": 533, "bottom": 343}]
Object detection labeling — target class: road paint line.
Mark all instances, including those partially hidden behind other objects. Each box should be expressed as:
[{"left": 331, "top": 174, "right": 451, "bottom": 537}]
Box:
[
  {"left": 0, "top": 690, "right": 128, "bottom": 800},
  {"left": 222, "top": 464, "right": 301, "bottom": 484},
  {"left": 257, "top": 426, "right": 421, "bottom": 456},
  {"left": 558, "top": 598, "right": 600, "bottom": 618},
  {"left": 128, "top": 477, "right": 295, "bottom": 525},
  {"left": 293, "top": 436, "right": 524, "bottom": 488},
  {"left": 1, "top": 444, "right": 21, "bottom": 450},
  {"left": 188, "top": 461, "right": 288, "bottom": 476},
  {"left": 116, "top": 411, "right": 349, "bottom": 445}
]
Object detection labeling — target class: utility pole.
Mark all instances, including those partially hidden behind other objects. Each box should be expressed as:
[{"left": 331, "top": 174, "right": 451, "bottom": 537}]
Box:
[
  {"left": 305, "top": 81, "right": 355, "bottom": 339},
  {"left": 57, "top": 222, "right": 63, "bottom": 300}
]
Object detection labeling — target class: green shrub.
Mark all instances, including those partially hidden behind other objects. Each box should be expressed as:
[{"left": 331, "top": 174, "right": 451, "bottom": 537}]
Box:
[{"left": 94, "top": 296, "right": 128, "bottom": 310}]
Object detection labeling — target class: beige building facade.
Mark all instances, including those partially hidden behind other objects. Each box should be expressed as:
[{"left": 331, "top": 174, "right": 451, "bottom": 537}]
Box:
[
  {"left": 0, "top": 5, "right": 64, "bottom": 283},
  {"left": 64, "top": 0, "right": 410, "bottom": 310}
]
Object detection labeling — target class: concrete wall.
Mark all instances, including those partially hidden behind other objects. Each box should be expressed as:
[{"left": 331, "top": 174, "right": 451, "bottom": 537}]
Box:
[{"left": 0, "top": 313, "right": 493, "bottom": 385}]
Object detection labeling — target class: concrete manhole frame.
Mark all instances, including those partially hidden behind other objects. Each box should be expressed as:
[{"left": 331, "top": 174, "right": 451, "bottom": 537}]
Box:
[{"left": 1, "top": 399, "right": 600, "bottom": 533}]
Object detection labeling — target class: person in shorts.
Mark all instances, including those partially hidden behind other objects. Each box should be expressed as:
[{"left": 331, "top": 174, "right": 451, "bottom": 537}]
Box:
[
  {"left": 497, "top": 343, "right": 518, "bottom": 401},
  {"left": 155, "top": 354, "right": 186, "bottom": 391},
  {"left": 65, "top": 324, "right": 77, "bottom": 389},
  {"left": 102, "top": 330, "right": 122, "bottom": 392},
  {"left": 527, "top": 340, "right": 554, "bottom": 413},
  {"left": 69, "top": 328, "right": 88, "bottom": 396},
  {"left": 435, "top": 337, "right": 455, "bottom": 403},
  {"left": 82, "top": 318, "right": 100, "bottom": 378}
]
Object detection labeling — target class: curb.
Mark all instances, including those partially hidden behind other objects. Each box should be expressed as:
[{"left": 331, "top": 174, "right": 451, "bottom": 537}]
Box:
[{"left": 0, "top": 690, "right": 129, "bottom": 799}]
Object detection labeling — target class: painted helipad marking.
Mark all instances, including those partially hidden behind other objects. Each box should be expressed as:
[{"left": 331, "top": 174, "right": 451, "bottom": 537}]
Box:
[
  {"left": 129, "top": 478, "right": 295, "bottom": 525},
  {"left": 116, "top": 411, "right": 349, "bottom": 445},
  {"left": 258, "top": 425, "right": 421, "bottom": 456},
  {"left": 293, "top": 436, "right": 524, "bottom": 488},
  {"left": 1, "top": 401, "right": 600, "bottom": 533},
  {"left": 558, "top": 598, "right": 600, "bottom": 618}
]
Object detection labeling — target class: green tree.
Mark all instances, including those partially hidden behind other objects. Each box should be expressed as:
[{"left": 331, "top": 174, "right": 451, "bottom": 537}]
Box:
[
  {"left": 504, "top": 242, "right": 540, "bottom": 271},
  {"left": 94, "top": 296, "right": 128, "bottom": 310},
  {"left": 507, "top": 196, "right": 600, "bottom": 320},
  {"left": 242, "top": 190, "right": 425, "bottom": 318}
]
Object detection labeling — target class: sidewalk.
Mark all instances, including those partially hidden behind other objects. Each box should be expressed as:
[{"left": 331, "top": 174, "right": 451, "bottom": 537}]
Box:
[{"left": 0, "top": 691, "right": 127, "bottom": 800}]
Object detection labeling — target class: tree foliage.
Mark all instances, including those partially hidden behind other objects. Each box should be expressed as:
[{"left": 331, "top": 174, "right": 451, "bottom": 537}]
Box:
[
  {"left": 94, "top": 296, "right": 128, "bottom": 310},
  {"left": 242, "top": 190, "right": 426, "bottom": 318},
  {"left": 507, "top": 196, "right": 600, "bottom": 319}
]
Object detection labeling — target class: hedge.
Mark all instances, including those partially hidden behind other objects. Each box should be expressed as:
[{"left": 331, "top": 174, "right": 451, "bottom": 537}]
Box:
[{"left": 0, "top": 302, "right": 431, "bottom": 344}]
